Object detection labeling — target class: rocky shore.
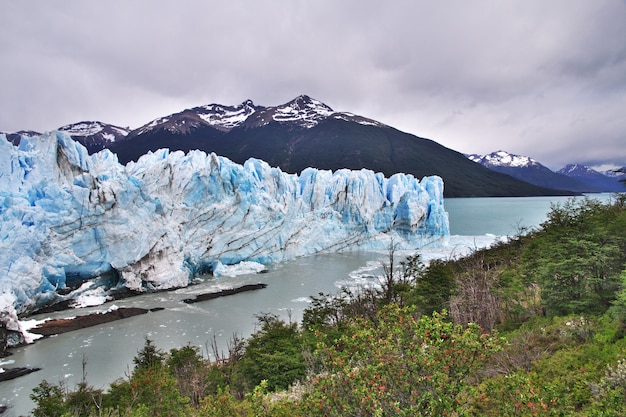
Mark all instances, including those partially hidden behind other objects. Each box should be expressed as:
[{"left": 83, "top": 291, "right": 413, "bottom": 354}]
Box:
[
  {"left": 182, "top": 283, "right": 268, "bottom": 303},
  {"left": 0, "top": 365, "right": 42, "bottom": 382}
]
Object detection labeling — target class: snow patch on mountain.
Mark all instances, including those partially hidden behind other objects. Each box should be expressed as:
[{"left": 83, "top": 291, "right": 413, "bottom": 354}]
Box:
[
  {"left": 59, "top": 121, "right": 129, "bottom": 141},
  {"left": 468, "top": 150, "right": 539, "bottom": 168},
  {"left": 59, "top": 121, "right": 106, "bottom": 136},
  {"left": 332, "top": 112, "right": 386, "bottom": 127},
  {"left": 270, "top": 95, "right": 334, "bottom": 127},
  {"left": 558, "top": 163, "right": 587, "bottom": 175},
  {"left": 196, "top": 100, "right": 259, "bottom": 130}
]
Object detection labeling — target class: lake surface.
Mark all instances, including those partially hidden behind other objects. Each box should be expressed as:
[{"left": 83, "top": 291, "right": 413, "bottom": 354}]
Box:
[
  {"left": 0, "top": 194, "right": 612, "bottom": 416},
  {"left": 447, "top": 195, "right": 576, "bottom": 236}
]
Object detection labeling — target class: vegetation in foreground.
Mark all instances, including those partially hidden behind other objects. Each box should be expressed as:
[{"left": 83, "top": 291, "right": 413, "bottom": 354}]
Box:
[{"left": 28, "top": 195, "right": 626, "bottom": 416}]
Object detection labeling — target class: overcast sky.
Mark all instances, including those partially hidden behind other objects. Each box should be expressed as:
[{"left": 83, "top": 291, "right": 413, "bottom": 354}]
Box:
[{"left": 1, "top": 1, "right": 625, "bottom": 170}]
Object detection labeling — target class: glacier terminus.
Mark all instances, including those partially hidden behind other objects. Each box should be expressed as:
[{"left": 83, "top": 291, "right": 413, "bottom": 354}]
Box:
[{"left": 0, "top": 132, "right": 449, "bottom": 343}]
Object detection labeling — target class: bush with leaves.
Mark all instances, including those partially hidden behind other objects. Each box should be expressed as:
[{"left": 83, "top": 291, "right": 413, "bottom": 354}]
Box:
[
  {"left": 466, "top": 371, "right": 563, "bottom": 416},
  {"left": 103, "top": 338, "right": 192, "bottom": 416},
  {"left": 237, "top": 313, "right": 307, "bottom": 392},
  {"left": 166, "top": 344, "right": 208, "bottom": 407},
  {"left": 298, "top": 304, "right": 501, "bottom": 416},
  {"left": 523, "top": 197, "right": 626, "bottom": 316},
  {"left": 30, "top": 380, "right": 67, "bottom": 417},
  {"left": 411, "top": 257, "right": 456, "bottom": 314}
]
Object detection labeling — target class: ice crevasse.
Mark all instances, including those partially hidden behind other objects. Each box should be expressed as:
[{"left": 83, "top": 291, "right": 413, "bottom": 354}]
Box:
[{"left": 0, "top": 131, "right": 449, "bottom": 321}]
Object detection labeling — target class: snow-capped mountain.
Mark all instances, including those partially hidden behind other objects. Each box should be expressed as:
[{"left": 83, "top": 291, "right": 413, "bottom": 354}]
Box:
[
  {"left": 58, "top": 121, "right": 130, "bottom": 153},
  {"left": 237, "top": 95, "right": 385, "bottom": 129},
  {"left": 0, "top": 131, "right": 448, "bottom": 338},
  {"left": 468, "top": 151, "right": 598, "bottom": 193},
  {"left": 2, "top": 122, "right": 131, "bottom": 153},
  {"left": 130, "top": 95, "right": 384, "bottom": 137},
  {"left": 132, "top": 99, "right": 262, "bottom": 136},
  {"left": 558, "top": 164, "right": 625, "bottom": 192},
  {"left": 467, "top": 150, "right": 541, "bottom": 169}
]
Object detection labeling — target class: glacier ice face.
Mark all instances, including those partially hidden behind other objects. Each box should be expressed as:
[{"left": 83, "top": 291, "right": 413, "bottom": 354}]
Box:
[{"left": 0, "top": 132, "right": 449, "bottom": 318}]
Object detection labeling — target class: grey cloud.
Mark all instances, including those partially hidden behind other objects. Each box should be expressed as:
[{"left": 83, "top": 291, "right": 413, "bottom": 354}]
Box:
[{"left": 1, "top": 0, "right": 624, "bottom": 169}]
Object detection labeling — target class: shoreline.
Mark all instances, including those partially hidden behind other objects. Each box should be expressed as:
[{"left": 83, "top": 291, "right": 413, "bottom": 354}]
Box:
[{"left": 1, "top": 283, "right": 268, "bottom": 383}]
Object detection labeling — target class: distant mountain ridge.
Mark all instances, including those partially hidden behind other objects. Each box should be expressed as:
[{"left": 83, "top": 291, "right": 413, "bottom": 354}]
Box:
[
  {"left": 4, "top": 130, "right": 41, "bottom": 145},
  {"left": 469, "top": 150, "right": 625, "bottom": 193},
  {"left": 5, "top": 121, "right": 130, "bottom": 154},
  {"left": 130, "top": 95, "right": 386, "bottom": 137},
  {"left": 2, "top": 95, "right": 576, "bottom": 198},
  {"left": 131, "top": 100, "right": 260, "bottom": 136},
  {"left": 557, "top": 164, "right": 626, "bottom": 192},
  {"left": 58, "top": 121, "right": 130, "bottom": 153}
]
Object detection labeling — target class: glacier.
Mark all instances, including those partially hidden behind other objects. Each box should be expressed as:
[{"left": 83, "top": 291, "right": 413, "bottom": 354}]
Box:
[{"left": 0, "top": 131, "right": 448, "bottom": 335}]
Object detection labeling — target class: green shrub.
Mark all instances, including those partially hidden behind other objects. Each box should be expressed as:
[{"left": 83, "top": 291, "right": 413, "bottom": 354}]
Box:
[
  {"left": 298, "top": 305, "right": 501, "bottom": 416},
  {"left": 237, "top": 314, "right": 306, "bottom": 392}
]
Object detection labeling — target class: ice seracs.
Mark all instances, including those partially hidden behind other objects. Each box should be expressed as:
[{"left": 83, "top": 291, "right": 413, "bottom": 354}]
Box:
[{"left": 0, "top": 132, "right": 449, "bottom": 344}]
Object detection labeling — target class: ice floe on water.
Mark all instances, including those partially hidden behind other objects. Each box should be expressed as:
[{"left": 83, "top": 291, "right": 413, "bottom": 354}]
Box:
[
  {"left": 70, "top": 284, "right": 110, "bottom": 308},
  {"left": 212, "top": 261, "right": 267, "bottom": 277}
]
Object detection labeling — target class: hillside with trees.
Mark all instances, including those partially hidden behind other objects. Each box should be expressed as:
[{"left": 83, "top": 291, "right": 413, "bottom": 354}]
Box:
[{"left": 27, "top": 195, "right": 626, "bottom": 416}]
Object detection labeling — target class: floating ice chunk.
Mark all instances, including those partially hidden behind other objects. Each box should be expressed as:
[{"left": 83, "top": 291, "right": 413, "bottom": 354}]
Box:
[
  {"left": 70, "top": 285, "right": 110, "bottom": 308},
  {"left": 212, "top": 261, "right": 267, "bottom": 277}
]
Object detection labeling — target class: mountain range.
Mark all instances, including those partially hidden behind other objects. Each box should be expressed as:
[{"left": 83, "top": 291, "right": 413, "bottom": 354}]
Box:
[
  {"left": 557, "top": 163, "right": 626, "bottom": 192},
  {"left": 5, "top": 95, "right": 617, "bottom": 198},
  {"left": 468, "top": 151, "right": 625, "bottom": 193}
]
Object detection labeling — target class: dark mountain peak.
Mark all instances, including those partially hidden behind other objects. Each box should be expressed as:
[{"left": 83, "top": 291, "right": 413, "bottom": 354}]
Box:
[
  {"left": 55, "top": 121, "right": 130, "bottom": 153},
  {"left": 242, "top": 95, "right": 334, "bottom": 129},
  {"left": 272, "top": 95, "right": 334, "bottom": 126},
  {"left": 2, "top": 130, "right": 42, "bottom": 146},
  {"left": 193, "top": 100, "right": 263, "bottom": 132},
  {"left": 558, "top": 163, "right": 592, "bottom": 175},
  {"left": 557, "top": 163, "right": 620, "bottom": 181},
  {"left": 288, "top": 95, "right": 333, "bottom": 112},
  {"left": 132, "top": 99, "right": 264, "bottom": 137}
]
